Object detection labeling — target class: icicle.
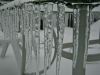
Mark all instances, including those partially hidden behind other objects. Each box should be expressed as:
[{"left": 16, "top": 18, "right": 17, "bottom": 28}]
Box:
[
  {"left": 10, "top": 8, "right": 14, "bottom": 40},
  {"left": 18, "top": 8, "right": 21, "bottom": 33},
  {"left": 15, "top": 7, "right": 19, "bottom": 39},
  {"left": 20, "top": 5, "right": 25, "bottom": 52},
  {"left": 7, "top": 9, "right": 12, "bottom": 40},
  {"left": 9, "top": 8, "right": 15, "bottom": 40},
  {"left": 47, "top": 3, "right": 53, "bottom": 68},
  {"left": 43, "top": 3, "right": 53, "bottom": 74},
  {"left": 27, "top": 3, "right": 34, "bottom": 73},
  {"left": 28, "top": 4, "right": 34, "bottom": 73},
  {"left": 56, "top": 3, "right": 65, "bottom": 75},
  {"left": 0, "top": 10, "right": 2, "bottom": 30},
  {"left": 3, "top": 10, "right": 6, "bottom": 39},
  {"left": 72, "top": 6, "right": 80, "bottom": 68},
  {"left": 2, "top": 10, "right": 6, "bottom": 39},
  {"left": 20, "top": 7, "right": 24, "bottom": 36},
  {"left": 83, "top": 5, "right": 91, "bottom": 68},
  {"left": 0, "top": 10, "right": 3, "bottom": 32},
  {"left": 12, "top": 7, "right": 17, "bottom": 40},
  {"left": 6, "top": 9, "right": 10, "bottom": 39},
  {"left": 28, "top": 3, "right": 34, "bottom": 61},
  {"left": 29, "top": 6, "right": 34, "bottom": 34},
  {"left": 3, "top": 9, "right": 9, "bottom": 39},
  {"left": 20, "top": 5, "right": 32, "bottom": 74},
  {"left": 6, "top": 9, "right": 9, "bottom": 39},
  {"left": 43, "top": 3, "right": 48, "bottom": 75},
  {"left": 23, "top": 3, "right": 33, "bottom": 74},
  {"left": 0, "top": 10, "right": 2, "bottom": 31},
  {"left": 34, "top": 4, "right": 40, "bottom": 75},
  {"left": 8, "top": 9, "right": 12, "bottom": 40},
  {"left": 24, "top": 4, "right": 30, "bottom": 73}
]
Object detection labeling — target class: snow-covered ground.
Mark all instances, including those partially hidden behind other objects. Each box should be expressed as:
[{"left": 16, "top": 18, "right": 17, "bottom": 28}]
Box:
[{"left": 0, "top": 20, "right": 100, "bottom": 75}]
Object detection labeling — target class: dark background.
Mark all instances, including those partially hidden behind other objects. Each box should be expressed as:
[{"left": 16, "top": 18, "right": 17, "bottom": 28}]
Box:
[{"left": 0, "top": 0, "right": 14, "bottom": 1}]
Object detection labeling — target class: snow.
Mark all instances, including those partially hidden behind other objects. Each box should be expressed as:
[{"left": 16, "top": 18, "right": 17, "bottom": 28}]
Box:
[{"left": 92, "top": 5, "right": 100, "bottom": 12}]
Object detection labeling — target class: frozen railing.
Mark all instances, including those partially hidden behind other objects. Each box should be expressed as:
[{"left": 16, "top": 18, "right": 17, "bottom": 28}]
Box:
[
  {"left": 0, "top": 1, "right": 66, "bottom": 75},
  {"left": 0, "top": 0, "right": 100, "bottom": 75}
]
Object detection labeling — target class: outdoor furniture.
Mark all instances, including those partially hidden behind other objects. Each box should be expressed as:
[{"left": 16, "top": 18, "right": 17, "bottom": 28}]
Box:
[{"left": 0, "top": 0, "right": 100, "bottom": 75}]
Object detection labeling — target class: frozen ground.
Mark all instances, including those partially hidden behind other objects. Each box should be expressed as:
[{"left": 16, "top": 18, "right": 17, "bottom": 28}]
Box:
[{"left": 0, "top": 20, "right": 100, "bottom": 75}]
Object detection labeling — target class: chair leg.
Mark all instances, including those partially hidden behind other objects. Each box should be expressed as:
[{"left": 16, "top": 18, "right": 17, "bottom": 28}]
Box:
[
  {"left": 11, "top": 40, "right": 22, "bottom": 72},
  {"left": 0, "top": 43, "right": 9, "bottom": 58}
]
